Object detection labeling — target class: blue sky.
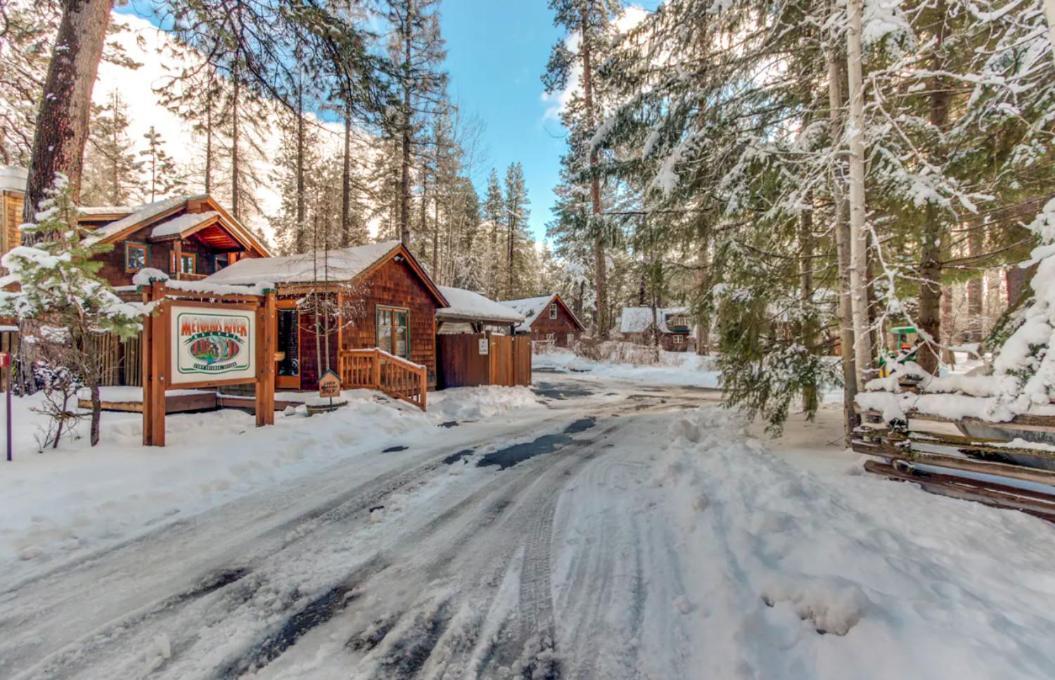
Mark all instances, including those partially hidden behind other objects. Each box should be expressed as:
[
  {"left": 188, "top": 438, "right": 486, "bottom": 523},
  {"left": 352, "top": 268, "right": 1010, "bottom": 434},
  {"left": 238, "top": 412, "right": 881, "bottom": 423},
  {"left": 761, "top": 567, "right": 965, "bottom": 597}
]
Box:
[{"left": 440, "top": 1, "right": 568, "bottom": 242}]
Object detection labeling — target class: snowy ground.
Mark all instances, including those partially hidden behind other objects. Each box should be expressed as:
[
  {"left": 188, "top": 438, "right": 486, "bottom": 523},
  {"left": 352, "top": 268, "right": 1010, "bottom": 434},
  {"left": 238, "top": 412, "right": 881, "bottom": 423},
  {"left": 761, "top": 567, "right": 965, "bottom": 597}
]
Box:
[
  {"left": 534, "top": 347, "right": 723, "bottom": 388},
  {"left": 1, "top": 367, "right": 1054, "bottom": 679}
]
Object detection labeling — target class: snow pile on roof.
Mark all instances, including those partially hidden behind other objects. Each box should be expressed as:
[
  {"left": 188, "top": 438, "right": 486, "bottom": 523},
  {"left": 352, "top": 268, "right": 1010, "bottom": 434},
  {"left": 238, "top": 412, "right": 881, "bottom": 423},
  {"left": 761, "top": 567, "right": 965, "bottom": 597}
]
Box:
[
  {"left": 79, "top": 205, "right": 135, "bottom": 217},
  {"left": 437, "top": 286, "right": 523, "bottom": 323},
  {"left": 619, "top": 306, "right": 690, "bottom": 334},
  {"left": 205, "top": 240, "right": 400, "bottom": 286},
  {"left": 132, "top": 267, "right": 270, "bottom": 296},
  {"left": 150, "top": 211, "right": 218, "bottom": 239},
  {"left": 83, "top": 194, "right": 208, "bottom": 244},
  {"left": 0, "top": 165, "right": 27, "bottom": 193},
  {"left": 501, "top": 294, "right": 562, "bottom": 331}
]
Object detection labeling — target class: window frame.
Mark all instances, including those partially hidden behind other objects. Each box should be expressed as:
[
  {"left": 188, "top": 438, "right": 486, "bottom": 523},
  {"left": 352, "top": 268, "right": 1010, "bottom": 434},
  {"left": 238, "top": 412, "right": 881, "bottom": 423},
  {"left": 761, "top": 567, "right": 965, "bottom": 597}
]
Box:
[
  {"left": 549, "top": 302, "right": 558, "bottom": 320},
  {"left": 124, "top": 242, "right": 149, "bottom": 273},
  {"left": 376, "top": 304, "right": 411, "bottom": 359},
  {"left": 180, "top": 252, "right": 197, "bottom": 275}
]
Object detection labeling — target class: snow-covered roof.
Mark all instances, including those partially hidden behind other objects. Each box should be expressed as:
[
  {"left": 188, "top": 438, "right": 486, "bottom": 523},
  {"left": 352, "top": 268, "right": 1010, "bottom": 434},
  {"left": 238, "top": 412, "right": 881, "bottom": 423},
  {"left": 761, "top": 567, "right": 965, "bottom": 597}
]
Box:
[
  {"left": 150, "top": 211, "right": 219, "bottom": 240},
  {"left": 501, "top": 295, "right": 557, "bottom": 332},
  {"left": 437, "top": 286, "right": 524, "bottom": 323},
  {"left": 79, "top": 205, "right": 135, "bottom": 217},
  {"left": 619, "top": 306, "right": 691, "bottom": 335},
  {"left": 0, "top": 166, "right": 27, "bottom": 193},
  {"left": 84, "top": 194, "right": 209, "bottom": 244},
  {"left": 205, "top": 240, "right": 401, "bottom": 286}
]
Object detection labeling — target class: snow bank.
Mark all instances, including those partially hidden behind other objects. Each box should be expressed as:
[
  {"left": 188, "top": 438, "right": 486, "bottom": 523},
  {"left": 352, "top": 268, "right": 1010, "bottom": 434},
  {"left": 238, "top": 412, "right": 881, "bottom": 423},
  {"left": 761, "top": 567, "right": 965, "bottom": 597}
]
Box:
[
  {"left": 0, "top": 384, "right": 544, "bottom": 583},
  {"left": 536, "top": 347, "right": 722, "bottom": 388},
  {"left": 637, "top": 407, "right": 1055, "bottom": 678}
]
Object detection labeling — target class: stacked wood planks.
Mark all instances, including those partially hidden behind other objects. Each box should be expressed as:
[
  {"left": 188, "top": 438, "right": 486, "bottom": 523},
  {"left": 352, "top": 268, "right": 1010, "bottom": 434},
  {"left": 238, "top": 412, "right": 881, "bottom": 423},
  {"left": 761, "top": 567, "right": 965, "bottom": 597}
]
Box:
[{"left": 853, "top": 408, "right": 1055, "bottom": 522}]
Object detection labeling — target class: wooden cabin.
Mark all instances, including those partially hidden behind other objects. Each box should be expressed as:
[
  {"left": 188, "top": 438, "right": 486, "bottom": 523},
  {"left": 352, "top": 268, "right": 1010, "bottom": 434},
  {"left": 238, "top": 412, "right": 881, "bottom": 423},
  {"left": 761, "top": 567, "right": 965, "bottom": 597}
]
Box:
[
  {"left": 78, "top": 195, "right": 271, "bottom": 287},
  {"left": 619, "top": 306, "right": 696, "bottom": 352},
  {"left": 436, "top": 286, "right": 523, "bottom": 335},
  {"left": 206, "top": 240, "right": 448, "bottom": 390},
  {"left": 501, "top": 294, "right": 585, "bottom": 349}
]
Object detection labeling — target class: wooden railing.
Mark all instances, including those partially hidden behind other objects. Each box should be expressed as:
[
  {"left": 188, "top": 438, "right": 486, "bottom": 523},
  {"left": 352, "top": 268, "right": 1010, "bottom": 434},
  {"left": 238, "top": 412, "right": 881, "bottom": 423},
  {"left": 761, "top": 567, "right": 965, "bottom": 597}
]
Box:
[{"left": 339, "top": 348, "right": 427, "bottom": 410}]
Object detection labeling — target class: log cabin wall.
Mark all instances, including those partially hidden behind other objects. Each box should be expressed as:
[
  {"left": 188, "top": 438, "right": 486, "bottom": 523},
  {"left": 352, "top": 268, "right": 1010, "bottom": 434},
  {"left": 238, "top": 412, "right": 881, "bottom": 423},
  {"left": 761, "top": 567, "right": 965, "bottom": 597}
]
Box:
[
  {"left": 340, "top": 256, "right": 440, "bottom": 387},
  {"left": 527, "top": 301, "right": 582, "bottom": 348}
]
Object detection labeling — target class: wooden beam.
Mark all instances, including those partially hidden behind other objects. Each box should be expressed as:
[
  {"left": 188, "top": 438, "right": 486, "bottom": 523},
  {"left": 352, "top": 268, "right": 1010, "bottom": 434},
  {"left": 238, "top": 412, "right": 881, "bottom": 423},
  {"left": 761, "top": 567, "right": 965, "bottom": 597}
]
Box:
[{"left": 256, "top": 291, "right": 276, "bottom": 426}]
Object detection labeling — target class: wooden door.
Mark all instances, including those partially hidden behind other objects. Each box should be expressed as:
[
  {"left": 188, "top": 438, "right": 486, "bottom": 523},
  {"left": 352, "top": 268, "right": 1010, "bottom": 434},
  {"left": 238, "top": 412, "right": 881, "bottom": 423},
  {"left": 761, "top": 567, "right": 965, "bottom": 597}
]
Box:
[{"left": 276, "top": 302, "right": 301, "bottom": 390}]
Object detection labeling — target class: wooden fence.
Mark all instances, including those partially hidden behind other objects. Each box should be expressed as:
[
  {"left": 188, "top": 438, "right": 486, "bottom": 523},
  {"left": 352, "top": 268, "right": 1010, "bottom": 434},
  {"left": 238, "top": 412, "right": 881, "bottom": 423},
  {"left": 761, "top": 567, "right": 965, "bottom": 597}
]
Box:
[
  {"left": 854, "top": 407, "right": 1055, "bottom": 521},
  {"left": 437, "top": 333, "right": 531, "bottom": 389},
  {"left": 339, "top": 348, "right": 428, "bottom": 410}
]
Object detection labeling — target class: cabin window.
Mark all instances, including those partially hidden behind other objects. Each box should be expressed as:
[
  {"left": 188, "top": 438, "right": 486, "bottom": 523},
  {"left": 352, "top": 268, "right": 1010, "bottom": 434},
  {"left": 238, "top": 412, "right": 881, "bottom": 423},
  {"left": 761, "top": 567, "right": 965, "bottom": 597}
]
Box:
[
  {"left": 125, "top": 242, "right": 148, "bottom": 272},
  {"left": 180, "top": 253, "right": 196, "bottom": 274},
  {"left": 376, "top": 306, "right": 410, "bottom": 359},
  {"left": 673, "top": 335, "right": 683, "bottom": 345},
  {"left": 549, "top": 303, "right": 558, "bottom": 320},
  {"left": 215, "top": 254, "right": 229, "bottom": 270},
  {"left": 566, "top": 333, "right": 575, "bottom": 345}
]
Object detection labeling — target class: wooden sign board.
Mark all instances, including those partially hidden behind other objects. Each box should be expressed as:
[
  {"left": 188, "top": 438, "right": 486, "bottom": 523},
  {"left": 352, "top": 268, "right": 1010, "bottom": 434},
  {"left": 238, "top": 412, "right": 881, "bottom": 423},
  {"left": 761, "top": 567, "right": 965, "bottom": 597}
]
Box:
[
  {"left": 170, "top": 306, "right": 256, "bottom": 385},
  {"left": 478, "top": 338, "right": 489, "bottom": 356},
  {"left": 319, "top": 369, "right": 341, "bottom": 398}
]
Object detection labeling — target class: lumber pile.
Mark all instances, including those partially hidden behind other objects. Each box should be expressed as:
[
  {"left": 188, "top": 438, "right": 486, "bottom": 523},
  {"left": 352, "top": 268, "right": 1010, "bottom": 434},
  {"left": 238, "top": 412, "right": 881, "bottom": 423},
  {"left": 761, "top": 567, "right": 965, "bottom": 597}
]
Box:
[{"left": 853, "top": 408, "right": 1055, "bottom": 522}]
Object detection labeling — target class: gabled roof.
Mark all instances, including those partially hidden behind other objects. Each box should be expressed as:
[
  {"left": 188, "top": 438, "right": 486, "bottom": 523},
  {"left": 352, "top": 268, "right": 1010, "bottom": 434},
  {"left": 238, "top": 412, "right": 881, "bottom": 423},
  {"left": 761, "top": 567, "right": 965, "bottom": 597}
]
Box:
[
  {"left": 205, "top": 240, "right": 449, "bottom": 307},
  {"left": 437, "top": 287, "right": 524, "bottom": 324},
  {"left": 82, "top": 195, "right": 270, "bottom": 257},
  {"left": 501, "top": 293, "right": 586, "bottom": 332},
  {"left": 619, "top": 306, "right": 691, "bottom": 335}
]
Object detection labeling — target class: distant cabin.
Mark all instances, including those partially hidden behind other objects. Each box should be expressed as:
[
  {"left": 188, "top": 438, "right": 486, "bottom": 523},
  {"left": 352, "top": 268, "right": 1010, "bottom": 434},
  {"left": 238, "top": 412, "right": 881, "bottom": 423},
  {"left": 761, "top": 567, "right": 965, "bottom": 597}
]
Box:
[
  {"left": 501, "top": 294, "right": 585, "bottom": 348},
  {"left": 436, "top": 287, "right": 524, "bottom": 336},
  {"left": 619, "top": 306, "right": 696, "bottom": 352},
  {"left": 207, "top": 240, "right": 448, "bottom": 390}
]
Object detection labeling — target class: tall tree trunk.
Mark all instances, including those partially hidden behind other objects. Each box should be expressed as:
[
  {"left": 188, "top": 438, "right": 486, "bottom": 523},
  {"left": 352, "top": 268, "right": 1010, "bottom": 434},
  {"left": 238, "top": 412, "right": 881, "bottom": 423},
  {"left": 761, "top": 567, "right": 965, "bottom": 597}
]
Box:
[
  {"left": 827, "top": 33, "right": 858, "bottom": 441},
  {"left": 341, "top": 103, "right": 352, "bottom": 246},
  {"left": 507, "top": 207, "right": 515, "bottom": 298},
  {"left": 204, "top": 82, "right": 213, "bottom": 194},
  {"left": 799, "top": 194, "right": 819, "bottom": 416},
  {"left": 398, "top": 3, "right": 414, "bottom": 246},
  {"left": 231, "top": 65, "right": 241, "bottom": 220},
  {"left": 965, "top": 226, "right": 983, "bottom": 343},
  {"left": 580, "top": 5, "right": 608, "bottom": 339},
  {"left": 940, "top": 282, "right": 955, "bottom": 363},
  {"left": 295, "top": 84, "right": 306, "bottom": 254},
  {"left": 694, "top": 237, "right": 711, "bottom": 355},
  {"left": 23, "top": 0, "right": 114, "bottom": 223},
  {"left": 845, "top": 0, "right": 873, "bottom": 389},
  {"left": 916, "top": 1, "right": 950, "bottom": 375}
]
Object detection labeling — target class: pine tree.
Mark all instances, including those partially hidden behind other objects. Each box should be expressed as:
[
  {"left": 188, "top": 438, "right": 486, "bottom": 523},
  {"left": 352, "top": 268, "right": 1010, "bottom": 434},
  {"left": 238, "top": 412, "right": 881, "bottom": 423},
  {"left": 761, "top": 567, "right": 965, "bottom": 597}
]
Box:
[
  {"left": 503, "top": 162, "right": 531, "bottom": 298},
  {"left": 140, "top": 126, "right": 184, "bottom": 202},
  {"left": 0, "top": 175, "right": 140, "bottom": 446},
  {"left": 81, "top": 91, "right": 143, "bottom": 206},
  {"left": 381, "top": 0, "right": 448, "bottom": 245},
  {"left": 544, "top": 0, "right": 622, "bottom": 338}
]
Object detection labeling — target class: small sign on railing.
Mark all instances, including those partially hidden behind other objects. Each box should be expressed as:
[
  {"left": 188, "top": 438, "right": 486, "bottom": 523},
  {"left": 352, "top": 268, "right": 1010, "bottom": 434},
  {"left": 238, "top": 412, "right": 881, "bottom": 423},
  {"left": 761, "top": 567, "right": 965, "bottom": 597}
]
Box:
[{"left": 478, "top": 338, "right": 489, "bottom": 355}]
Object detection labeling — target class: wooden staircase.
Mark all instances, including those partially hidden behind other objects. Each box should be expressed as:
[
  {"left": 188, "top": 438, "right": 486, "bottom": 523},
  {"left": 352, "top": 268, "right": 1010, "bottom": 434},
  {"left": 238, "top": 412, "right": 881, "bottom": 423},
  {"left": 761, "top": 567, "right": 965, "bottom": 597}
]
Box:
[{"left": 339, "top": 348, "right": 428, "bottom": 410}]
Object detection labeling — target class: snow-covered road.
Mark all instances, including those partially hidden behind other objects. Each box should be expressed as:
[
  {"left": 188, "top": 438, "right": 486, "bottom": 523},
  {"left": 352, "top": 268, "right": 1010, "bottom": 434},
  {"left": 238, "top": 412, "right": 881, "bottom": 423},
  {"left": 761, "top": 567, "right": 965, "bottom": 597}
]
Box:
[{"left": 3, "top": 375, "right": 1054, "bottom": 679}]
